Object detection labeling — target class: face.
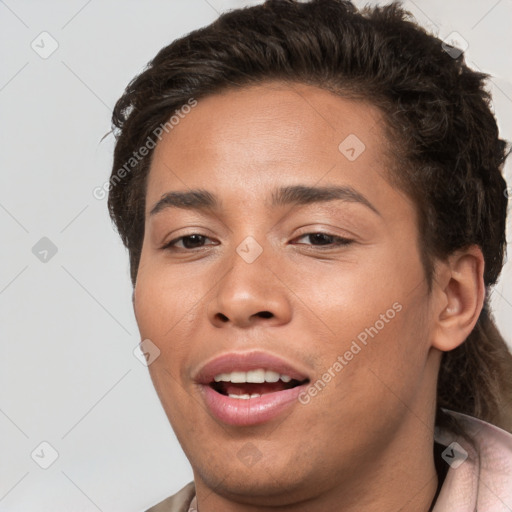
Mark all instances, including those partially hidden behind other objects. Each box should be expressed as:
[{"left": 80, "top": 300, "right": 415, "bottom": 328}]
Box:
[{"left": 134, "top": 82, "right": 440, "bottom": 506}]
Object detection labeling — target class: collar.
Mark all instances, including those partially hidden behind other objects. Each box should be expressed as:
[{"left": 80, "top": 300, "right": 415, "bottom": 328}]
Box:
[{"left": 432, "top": 409, "right": 512, "bottom": 511}]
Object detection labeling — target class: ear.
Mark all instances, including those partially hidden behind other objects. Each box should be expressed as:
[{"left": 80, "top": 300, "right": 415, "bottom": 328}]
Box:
[{"left": 431, "top": 245, "right": 485, "bottom": 352}]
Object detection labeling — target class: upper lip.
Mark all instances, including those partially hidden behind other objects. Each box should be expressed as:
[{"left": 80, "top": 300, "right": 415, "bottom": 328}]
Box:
[{"left": 194, "top": 350, "right": 311, "bottom": 384}]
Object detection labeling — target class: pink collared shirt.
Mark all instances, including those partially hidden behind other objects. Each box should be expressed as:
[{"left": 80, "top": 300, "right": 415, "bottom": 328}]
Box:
[{"left": 432, "top": 410, "right": 512, "bottom": 511}]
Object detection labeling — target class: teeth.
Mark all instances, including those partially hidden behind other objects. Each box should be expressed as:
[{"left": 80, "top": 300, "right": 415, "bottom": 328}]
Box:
[
  {"left": 246, "top": 369, "right": 265, "bottom": 383},
  {"left": 230, "top": 371, "right": 246, "bottom": 383},
  {"left": 213, "top": 369, "right": 294, "bottom": 384},
  {"left": 228, "top": 393, "right": 262, "bottom": 399},
  {"left": 265, "top": 370, "right": 280, "bottom": 382}
]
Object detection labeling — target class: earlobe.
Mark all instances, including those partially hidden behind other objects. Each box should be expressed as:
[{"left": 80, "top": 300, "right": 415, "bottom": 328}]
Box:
[{"left": 431, "top": 245, "right": 485, "bottom": 352}]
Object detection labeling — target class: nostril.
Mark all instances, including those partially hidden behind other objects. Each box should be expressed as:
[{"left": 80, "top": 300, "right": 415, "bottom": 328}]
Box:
[{"left": 214, "top": 311, "right": 272, "bottom": 323}]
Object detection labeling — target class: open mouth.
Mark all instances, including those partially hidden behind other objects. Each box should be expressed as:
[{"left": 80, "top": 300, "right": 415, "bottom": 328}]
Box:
[
  {"left": 209, "top": 369, "right": 309, "bottom": 399},
  {"left": 196, "top": 351, "right": 312, "bottom": 425}
]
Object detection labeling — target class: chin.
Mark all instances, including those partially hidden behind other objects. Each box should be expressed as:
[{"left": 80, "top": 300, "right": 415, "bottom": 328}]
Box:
[
  {"left": 199, "top": 471, "right": 312, "bottom": 506},
  {"left": 192, "top": 448, "right": 326, "bottom": 506}
]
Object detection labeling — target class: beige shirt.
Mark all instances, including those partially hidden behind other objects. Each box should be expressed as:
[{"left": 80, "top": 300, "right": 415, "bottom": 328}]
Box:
[{"left": 145, "top": 411, "right": 512, "bottom": 512}]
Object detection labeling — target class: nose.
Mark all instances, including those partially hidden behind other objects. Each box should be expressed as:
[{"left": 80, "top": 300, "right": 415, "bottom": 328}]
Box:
[{"left": 207, "top": 245, "right": 293, "bottom": 329}]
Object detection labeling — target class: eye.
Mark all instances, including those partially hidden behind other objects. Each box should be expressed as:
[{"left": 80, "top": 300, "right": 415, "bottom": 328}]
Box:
[
  {"left": 162, "top": 234, "right": 218, "bottom": 250},
  {"left": 292, "top": 232, "right": 353, "bottom": 247},
  {"left": 161, "top": 232, "right": 351, "bottom": 251}
]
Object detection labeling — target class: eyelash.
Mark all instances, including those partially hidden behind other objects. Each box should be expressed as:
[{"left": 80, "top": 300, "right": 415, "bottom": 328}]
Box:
[{"left": 161, "top": 232, "right": 353, "bottom": 251}]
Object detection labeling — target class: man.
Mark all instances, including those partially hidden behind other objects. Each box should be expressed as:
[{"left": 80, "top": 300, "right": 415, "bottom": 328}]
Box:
[{"left": 107, "top": 1, "right": 512, "bottom": 510}]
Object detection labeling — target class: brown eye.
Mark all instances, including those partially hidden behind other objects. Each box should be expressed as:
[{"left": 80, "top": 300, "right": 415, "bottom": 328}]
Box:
[
  {"left": 162, "top": 234, "right": 217, "bottom": 250},
  {"left": 293, "top": 233, "right": 353, "bottom": 247}
]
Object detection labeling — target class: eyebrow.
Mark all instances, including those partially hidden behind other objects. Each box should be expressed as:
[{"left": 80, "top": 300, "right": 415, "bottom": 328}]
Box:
[
  {"left": 150, "top": 189, "right": 217, "bottom": 216},
  {"left": 149, "top": 185, "right": 380, "bottom": 217}
]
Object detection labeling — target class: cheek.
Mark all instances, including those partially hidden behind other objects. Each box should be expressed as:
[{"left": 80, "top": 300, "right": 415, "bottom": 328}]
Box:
[
  {"left": 133, "top": 278, "right": 192, "bottom": 388},
  {"left": 134, "top": 271, "right": 199, "bottom": 417},
  {"left": 312, "top": 264, "right": 400, "bottom": 342},
  {"left": 134, "top": 256, "right": 225, "bottom": 388},
  {"left": 334, "top": 295, "right": 432, "bottom": 422},
  {"left": 316, "top": 252, "right": 429, "bottom": 391},
  {"left": 134, "top": 257, "right": 205, "bottom": 338}
]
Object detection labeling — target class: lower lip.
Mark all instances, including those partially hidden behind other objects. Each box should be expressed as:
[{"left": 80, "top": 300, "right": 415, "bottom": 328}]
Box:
[{"left": 201, "top": 384, "right": 306, "bottom": 426}]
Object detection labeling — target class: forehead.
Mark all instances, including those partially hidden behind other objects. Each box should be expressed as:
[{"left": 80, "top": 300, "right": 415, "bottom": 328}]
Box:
[{"left": 146, "top": 81, "right": 397, "bottom": 211}]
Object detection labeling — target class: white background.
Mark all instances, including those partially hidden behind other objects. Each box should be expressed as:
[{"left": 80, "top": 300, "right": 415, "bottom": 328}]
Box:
[{"left": 1, "top": 1, "right": 511, "bottom": 511}]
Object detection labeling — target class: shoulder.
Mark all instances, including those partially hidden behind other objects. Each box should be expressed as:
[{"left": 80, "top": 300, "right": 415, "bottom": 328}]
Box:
[
  {"left": 144, "top": 482, "right": 196, "bottom": 512},
  {"left": 434, "top": 410, "right": 512, "bottom": 511}
]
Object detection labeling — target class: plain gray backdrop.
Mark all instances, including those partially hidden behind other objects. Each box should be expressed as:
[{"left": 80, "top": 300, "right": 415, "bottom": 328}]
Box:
[{"left": 1, "top": 0, "right": 511, "bottom": 511}]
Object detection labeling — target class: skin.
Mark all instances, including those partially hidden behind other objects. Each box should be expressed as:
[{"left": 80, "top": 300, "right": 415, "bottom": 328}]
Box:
[{"left": 133, "top": 81, "right": 485, "bottom": 512}]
